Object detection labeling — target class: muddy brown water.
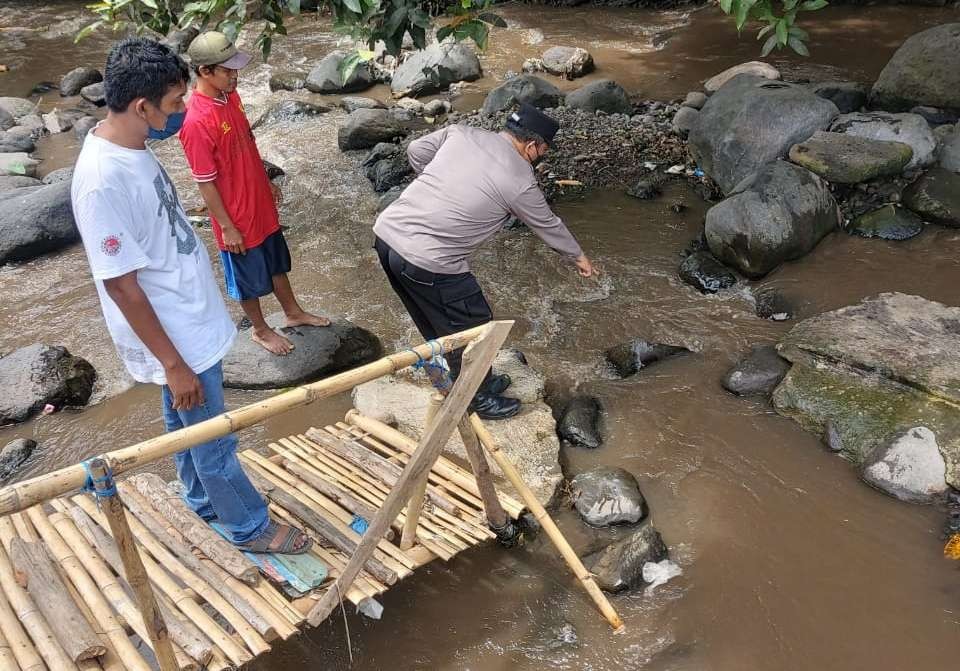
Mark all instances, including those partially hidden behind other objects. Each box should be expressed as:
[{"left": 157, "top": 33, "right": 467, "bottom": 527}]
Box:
[{"left": 2, "top": 2, "right": 960, "bottom": 669}]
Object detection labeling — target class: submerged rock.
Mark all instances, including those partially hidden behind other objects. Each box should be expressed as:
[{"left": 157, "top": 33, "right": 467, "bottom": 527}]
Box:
[
  {"left": 222, "top": 313, "right": 382, "bottom": 389},
  {"left": 570, "top": 466, "right": 647, "bottom": 527},
  {"left": 251, "top": 100, "right": 330, "bottom": 130},
  {"left": 0, "top": 439, "right": 35, "bottom": 482},
  {"left": 269, "top": 71, "right": 308, "bottom": 92},
  {"left": 722, "top": 345, "right": 790, "bottom": 397},
  {"left": 0, "top": 344, "right": 96, "bottom": 425},
  {"left": 341, "top": 96, "right": 386, "bottom": 113},
  {"left": 585, "top": 522, "right": 668, "bottom": 593},
  {"left": 862, "top": 426, "right": 948, "bottom": 503},
  {"left": 541, "top": 46, "right": 594, "bottom": 79},
  {"left": 902, "top": 168, "right": 960, "bottom": 227},
  {"left": 848, "top": 205, "right": 924, "bottom": 240},
  {"left": 558, "top": 396, "right": 602, "bottom": 448},
  {"left": 678, "top": 251, "right": 737, "bottom": 294},
  {"left": 338, "top": 109, "right": 407, "bottom": 151},
  {"left": 605, "top": 339, "right": 689, "bottom": 378}
]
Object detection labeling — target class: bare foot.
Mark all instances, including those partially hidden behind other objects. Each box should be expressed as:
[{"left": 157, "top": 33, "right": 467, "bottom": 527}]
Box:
[
  {"left": 285, "top": 310, "right": 331, "bottom": 328},
  {"left": 252, "top": 327, "right": 295, "bottom": 355}
]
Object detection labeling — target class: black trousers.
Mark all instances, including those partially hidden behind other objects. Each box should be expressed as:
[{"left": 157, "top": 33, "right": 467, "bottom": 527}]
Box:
[{"left": 374, "top": 236, "right": 493, "bottom": 382}]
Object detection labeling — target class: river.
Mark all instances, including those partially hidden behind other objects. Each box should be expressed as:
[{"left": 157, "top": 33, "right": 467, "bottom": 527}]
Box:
[{"left": 1, "top": 1, "right": 959, "bottom": 669}]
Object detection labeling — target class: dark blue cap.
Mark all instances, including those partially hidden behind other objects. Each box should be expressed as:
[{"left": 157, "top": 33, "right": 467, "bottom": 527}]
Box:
[{"left": 508, "top": 103, "right": 560, "bottom": 146}]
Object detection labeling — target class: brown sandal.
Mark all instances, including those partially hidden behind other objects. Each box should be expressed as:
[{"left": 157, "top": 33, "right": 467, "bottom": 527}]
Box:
[{"left": 239, "top": 520, "right": 312, "bottom": 555}]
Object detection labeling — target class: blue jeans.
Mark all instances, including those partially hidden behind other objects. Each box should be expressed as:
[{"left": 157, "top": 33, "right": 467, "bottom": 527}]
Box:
[{"left": 161, "top": 361, "right": 270, "bottom": 545}]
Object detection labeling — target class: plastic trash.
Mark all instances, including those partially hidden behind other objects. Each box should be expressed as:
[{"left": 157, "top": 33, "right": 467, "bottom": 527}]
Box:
[
  {"left": 357, "top": 597, "right": 384, "bottom": 620},
  {"left": 42, "top": 404, "right": 56, "bottom": 415},
  {"left": 665, "top": 164, "right": 686, "bottom": 175},
  {"left": 643, "top": 161, "right": 658, "bottom": 170},
  {"left": 350, "top": 515, "right": 369, "bottom": 535},
  {"left": 693, "top": 168, "right": 705, "bottom": 178},
  {"left": 642, "top": 559, "right": 682, "bottom": 593}
]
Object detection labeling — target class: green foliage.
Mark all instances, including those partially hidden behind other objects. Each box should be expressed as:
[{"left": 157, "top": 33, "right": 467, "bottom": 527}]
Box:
[{"left": 717, "top": 0, "right": 827, "bottom": 56}]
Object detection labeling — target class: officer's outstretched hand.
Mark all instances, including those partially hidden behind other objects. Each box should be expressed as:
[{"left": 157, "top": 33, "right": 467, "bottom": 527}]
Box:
[{"left": 575, "top": 255, "right": 597, "bottom": 277}]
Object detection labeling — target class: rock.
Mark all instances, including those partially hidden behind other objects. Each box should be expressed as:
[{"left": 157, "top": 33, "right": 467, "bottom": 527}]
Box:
[
  {"left": 394, "top": 97, "right": 424, "bottom": 114},
  {"left": 806, "top": 81, "right": 869, "bottom": 115},
  {"left": 378, "top": 186, "right": 404, "bottom": 213},
  {"left": 0, "top": 97, "right": 36, "bottom": 119},
  {"left": 74, "top": 116, "right": 98, "bottom": 140},
  {"left": 939, "top": 126, "right": 960, "bottom": 172},
  {"left": 305, "top": 51, "right": 375, "bottom": 94},
  {"left": 367, "top": 153, "right": 411, "bottom": 193},
  {"left": 389, "top": 107, "right": 416, "bottom": 123},
  {"left": 340, "top": 96, "right": 386, "bottom": 113},
  {"left": 391, "top": 42, "right": 482, "bottom": 98},
  {"left": 16, "top": 114, "right": 43, "bottom": 133},
  {"left": 570, "top": 466, "right": 646, "bottom": 526},
  {"left": 222, "top": 313, "right": 382, "bottom": 389},
  {"left": 41, "top": 167, "right": 73, "bottom": 185},
  {"left": 722, "top": 345, "right": 790, "bottom": 397},
  {"left": 521, "top": 58, "right": 545, "bottom": 74},
  {"left": 689, "top": 75, "right": 838, "bottom": 194},
  {"left": 0, "top": 131, "right": 35, "bottom": 154},
  {"left": 626, "top": 175, "right": 664, "bottom": 200},
  {"left": 0, "top": 439, "right": 36, "bottom": 481},
  {"left": 352, "top": 374, "right": 563, "bottom": 505},
  {"left": 558, "top": 396, "right": 603, "bottom": 448},
  {"left": 605, "top": 340, "right": 689, "bottom": 378},
  {"left": 678, "top": 251, "right": 737, "bottom": 294},
  {"left": 704, "top": 61, "right": 780, "bottom": 93},
  {"left": 671, "top": 106, "right": 699, "bottom": 137},
  {"left": 0, "top": 108, "right": 12, "bottom": 132},
  {"left": 848, "top": 205, "right": 924, "bottom": 240},
  {"left": 251, "top": 100, "right": 330, "bottom": 130},
  {"left": 268, "top": 71, "right": 307, "bottom": 92},
  {"left": 60, "top": 67, "right": 102, "bottom": 97},
  {"left": 772, "top": 293, "right": 960, "bottom": 485},
  {"left": 541, "top": 46, "right": 594, "bottom": 79},
  {"left": 705, "top": 161, "right": 839, "bottom": 278},
  {"left": 495, "top": 348, "right": 545, "bottom": 403},
  {"left": 682, "top": 91, "right": 707, "bottom": 110},
  {"left": 362, "top": 142, "right": 401, "bottom": 167},
  {"left": 565, "top": 80, "right": 632, "bottom": 115},
  {"left": 0, "top": 153, "right": 39, "bottom": 178},
  {"left": 481, "top": 75, "right": 564, "bottom": 116},
  {"left": 423, "top": 99, "right": 451, "bottom": 117},
  {"left": 42, "top": 109, "right": 72, "bottom": 134},
  {"left": 262, "top": 159, "right": 285, "bottom": 181},
  {"left": 870, "top": 23, "right": 960, "bottom": 113},
  {"left": 755, "top": 288, "right": 793, "bottom": 321},
  {"left": 862, "top": 426, "right": 948, "bottom": 503},
  {"left": 829, "top": 112, "right": 936, "bottom": 171},
  {"left": 337, "top": 109, "right": 407, "bottom": 151},
  {"left": 161, "top": 26, "right": 199, "bottom": 54},
  {"left": 788, "top": 131, "right": 913, "bottom": 184},
  {"left": 910, "top": 106, "right": 958, "bottom": 127},
  {"left": 0, "top": 180, "right": 78, "bottom": 264},
  {"left": 902, "top": 168, "right": 960, "bottom": 227},
  {"left": 0, "top": 175, "right": 42, "bottom": 192},
  {"left": 80, "top": 82, "right": 106, "bottom": 107},
  {"left": 585, "top": 523, "right": 668, "bottom": 593},
  {"left": 0, "top": 344, "right": 96, "bottom": 425}
]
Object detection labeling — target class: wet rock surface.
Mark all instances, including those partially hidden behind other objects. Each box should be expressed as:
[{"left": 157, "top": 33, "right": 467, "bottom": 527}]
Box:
[
  {"left": 558, "top": 395, "right": 603, "bottom": 447},
  {"left": 0, "top": 344, "right": 96, "bottom": 425},
  {"left": 585, "top": 522, "right": 668, "bottom": 593},
  {"left": 606, "top": 339, "right": 690, "bottom": 377},
  {"left": 570, "top": 466, "right": 647, "bottom": 526},
  {"left": 722, "top": 345, "right": 791, "bottom": 397},
  {"left": 678, "top": 251, "right": 737, "bottom": 294}
]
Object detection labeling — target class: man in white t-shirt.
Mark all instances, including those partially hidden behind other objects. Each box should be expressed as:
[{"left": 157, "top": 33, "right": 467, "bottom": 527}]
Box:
[{"left": 72, "top": 37, "right": 310, "bottom": 554}]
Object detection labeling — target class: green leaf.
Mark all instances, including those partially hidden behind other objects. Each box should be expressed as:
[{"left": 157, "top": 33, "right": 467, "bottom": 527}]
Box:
[
  {"left": 338, "top": 51, "right": 362, "bottom": 83},
  {"left": 735, "top": 0, "right": 756, "bottom": 30},
  {"left": 756, "top": 22, "right": 774, "bottom": 40},
  {"left": 140, "top": 0, "right": 158, "bottom": 9},
  {"left": 783, "top": 0, "right": 799, "bottom": 9},
  {"left": 775, "top": 18, "right": 787, "bottom": 44},
  {"left": 477, "top": 12, "right": 507, "bottom": 28},
  {"left": 342, "top": 0, "right": 362, "bottom": 14},
  {"left": 799, "top": 0, "right": 827, "bottom": 9},
  {"left": 787, "top": 35, "right": 810, "bottom": 55},
  {"left": 719, "top": 0, "right": 733, "bottom": 12},
  {"left": 436, "top": 24, "right": 454, "bottom": 42},
  {"left": 409, "top": 24, "right": 426, "bottom": 49},
  {"left": 408, "top": 8, "right": 431, "bottom": 29},
  {"left": 788, "top": 25, "right": 809, "bottom": 40},
  {"left": 75, "top": 19, "right": 105, "bottom": 42},
  {"left": 761, "top": 32, "right": 778, "bottom": 56},
  {"left": 287, "top": 0, "right": 301, "bottom": 14},
  {"left": 384, "top": 5, "right": 407, "bottom": 34}
]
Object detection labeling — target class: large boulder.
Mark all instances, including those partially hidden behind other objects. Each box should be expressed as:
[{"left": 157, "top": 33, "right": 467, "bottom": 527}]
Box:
[
  {"left": 861, "top": 426, "right": 949, "bottom": 503},
  {"left": 0, "top": 98, "right": 36, "bottom": 119},
  {"left": 352, "top": 351, "right": 562, "bottom": 506},
  {"left": 605, "top": 340, "right": 689, "bottom": 378},
  {"left": 0, "top": 439, "right": 36, "bottom": 482},
  {"left": 570, "top": 466, "right": 647, "bottom": 527},
  {"left": 848, "top": 205, "right": 924, "bottom": 241},
  {"left": 367, "top": 152, "right": 411, "bottom": 193},
  {"left": 0, "top": 344, "right": 96, "bottom": 425},
  {"left": 788, "top": 131, "right": 913, "bottom": 184},
  {"left": 870, "top": 23, "right": 960, "bottom": 113},
  {"left": 222, "top": 314, "right": 382, "bottom": 389},
  {"left": 806, "top": 81, "right": 870, "bottom": 115},
  {"left": 60, "top": 67, "right": 102, "bottom": 97},
  {"left": 41, "top": 167, "right": 73, "bottom": 185},
  {"left": 558, "top": 395, "right": 602, "bottom": 448},
  {"left": 481, "top": 75, "right": 564, "bottom": 116},
  {"left": 494, "top": 348, "right": 545, "bottom": 403},
  {"left": 722, "top": 345, "right": 790, "bottom": 397},
  {"left": 0, "top": 108, "right": 13, "bottom": 132},
  {"left": 689, "top": 75, "right": 838, "bottom": 194},
  {"left": 341, "top": 96, "right": 387, "bottom": 113},
  {"left": 584, "top": 523, "right": 668, "bottom": 593},
  {"left": 80, "top": 82, "right": 106, "bottom": 107},
  {"left": 705, "top": 161, "right": 839, "bottom": 278},
  {"left": 74, "top": 116, "right": 98, "bottom": 140},
  {"left": 0, "top": 176, "right": 41, "bottom": 192},
  {"left": 829, "top": 112, "right": 937, "bottom": 171},
  {"left": 161, "top": 26, "right": 199, "bottom": 54},
  {"left": 771, "top": 293, "right": 960, "bottom": 490},
  {"left": 251, "top": 100, "right": 330, "bottom": 130},
  {"left": 0, "top": 180, "right": 78, "bottom": 264},
  {"left": 391, "top": 42, "right": 482, "bottom": 98},
  {"left": 337, "top": 109, "right": 407, "bottom": 151},
  {"left": 305, "top": 51, "right": 375, "bottom": 94},
  {"left": 0, "top": 131, "right": 35, "bottom": 154},
  {"left": 564, "top": 79, "right": 632, "bottom": 115},
  {"left": 902, "top": 168, "right": 960, "bottom": 227},
  {"left": 704, "top": 61, "right": 780, "bottom": 93},
  {"left": 541, "top": 46, "right": 594, "bottom": 79}
]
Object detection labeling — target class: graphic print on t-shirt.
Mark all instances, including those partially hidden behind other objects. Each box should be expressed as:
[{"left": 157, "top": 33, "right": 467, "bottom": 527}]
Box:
[{"left": 153, "top": 166, "right": 198, "bottom": 257}]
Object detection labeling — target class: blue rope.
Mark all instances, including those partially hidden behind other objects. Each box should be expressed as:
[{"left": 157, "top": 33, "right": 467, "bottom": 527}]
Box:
[
  {"left": 408, "top": 340, "right": 453, "bottom": 392},
  {"left": 81, "top": 459, "right": 117, "bottom": 499},
  {"left": 350, "top": 515, "right": 369, "bottom": 535}
]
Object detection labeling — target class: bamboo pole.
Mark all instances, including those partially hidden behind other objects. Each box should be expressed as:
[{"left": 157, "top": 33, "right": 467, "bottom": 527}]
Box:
[
  {"left": 86, "top": 460, "right": 180, "bottom": 671},
  {"left": 25, "top": 507, "right": 152, "bottom": 671},
  {"left": 0, "top": 327, "right": 495, "bottom": 518},
  {"left": 455, "top": 417, "right": 510, "bottom": 530},
  {"left": 0, "top": 553, "right": 43, "bottom": 671},
  {"left": 469, "top": 415, "right": 624, "bottom": 631},
  {"left": 401, "top": 394, "right": 444, "bottom": 550},
  {"left": 280, "top": 460, "right": 379, "bottom": 522},
  {"left": 0, "top": 620, "right": 20, "bottom": 671},
  {"left": 307, "top": 321, "right": 512, "bottom": 626}
]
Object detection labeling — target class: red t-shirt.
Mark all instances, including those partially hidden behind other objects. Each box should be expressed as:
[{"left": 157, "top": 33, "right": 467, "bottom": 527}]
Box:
[{"left": 179, "top": 90, "right": 279, "bottom": 250}]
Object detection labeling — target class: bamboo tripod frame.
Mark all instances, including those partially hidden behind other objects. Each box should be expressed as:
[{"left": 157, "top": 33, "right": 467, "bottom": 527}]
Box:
[{"left": 0, "top": 321, "right": 622, "bottom": 671}]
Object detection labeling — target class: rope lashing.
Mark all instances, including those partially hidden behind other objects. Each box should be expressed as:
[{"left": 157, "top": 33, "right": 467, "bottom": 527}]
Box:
[
  {"left": 81, "top": 459, "right": 117, "bottom": 500},
  {"left": 406, "top": 339, "right": 453, "bottom": 392}
]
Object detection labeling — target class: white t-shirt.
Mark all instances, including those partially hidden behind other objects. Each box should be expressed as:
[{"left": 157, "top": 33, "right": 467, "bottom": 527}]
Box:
[{"left": 72, "top": 129, "right": 236, "bottom": 385}]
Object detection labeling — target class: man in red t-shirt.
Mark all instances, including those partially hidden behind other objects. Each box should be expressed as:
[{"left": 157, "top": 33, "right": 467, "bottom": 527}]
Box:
[{"left": 179, "top": 31, "right": 329, "bottom": 355}]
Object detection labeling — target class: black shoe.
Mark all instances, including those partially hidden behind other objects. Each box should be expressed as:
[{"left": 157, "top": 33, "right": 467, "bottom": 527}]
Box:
[
  {"left": 470, "top": 393, "right": 521, "bottom": 420},
  {"left": 480, "top": 373, "right": 512, "bottom": 396},
  {"left": 490, "top": 518, "right": 523, "bottom": 548}
]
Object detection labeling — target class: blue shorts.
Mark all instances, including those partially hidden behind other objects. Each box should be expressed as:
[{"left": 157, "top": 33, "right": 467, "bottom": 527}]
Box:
[{"left": 220, "top": 229, "right": 292, "bottom": 301}]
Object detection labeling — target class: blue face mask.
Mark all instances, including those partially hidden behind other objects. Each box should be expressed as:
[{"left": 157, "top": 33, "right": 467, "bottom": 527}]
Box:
[{"left": 147, "top": 110, "right": 185, "bottom": 141}]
